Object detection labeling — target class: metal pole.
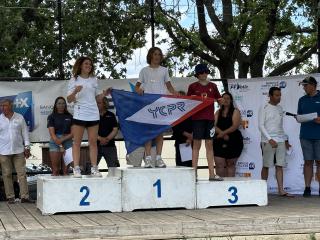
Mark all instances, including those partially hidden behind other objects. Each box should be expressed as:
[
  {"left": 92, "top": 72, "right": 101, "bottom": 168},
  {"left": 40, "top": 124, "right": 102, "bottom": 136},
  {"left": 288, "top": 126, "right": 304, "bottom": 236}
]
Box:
[
  {"left": 57, "top": 0, "right": 64, "bottom": 79},
  {"left": 150, "top": 0, "right": 155, "bottom": 47}
]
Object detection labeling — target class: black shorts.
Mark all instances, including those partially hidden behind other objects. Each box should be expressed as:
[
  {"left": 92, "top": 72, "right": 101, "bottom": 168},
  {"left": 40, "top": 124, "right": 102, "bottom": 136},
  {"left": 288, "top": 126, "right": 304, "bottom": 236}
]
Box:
[
  {"left": 192, "top": 120, "right": 214, "bottom": 140},
  {"left": 73, "top": 119, "right": 99, "bottom": 127}
]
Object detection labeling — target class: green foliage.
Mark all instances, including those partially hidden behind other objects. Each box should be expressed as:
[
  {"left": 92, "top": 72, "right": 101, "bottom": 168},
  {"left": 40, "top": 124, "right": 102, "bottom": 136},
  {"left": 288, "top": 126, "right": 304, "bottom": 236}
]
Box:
[
  {"left": 0, "top": 0, "right": 148, "bottom": 79},
  {"left": 155, "top": 0, "right": 318, "bottom": 78}
]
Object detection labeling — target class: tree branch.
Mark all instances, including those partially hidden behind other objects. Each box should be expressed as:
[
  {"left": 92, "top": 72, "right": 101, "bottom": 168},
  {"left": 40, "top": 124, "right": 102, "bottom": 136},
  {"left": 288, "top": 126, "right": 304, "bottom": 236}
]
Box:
[{"left": 268, "top": 44, "right": 317, "bottom": 76}]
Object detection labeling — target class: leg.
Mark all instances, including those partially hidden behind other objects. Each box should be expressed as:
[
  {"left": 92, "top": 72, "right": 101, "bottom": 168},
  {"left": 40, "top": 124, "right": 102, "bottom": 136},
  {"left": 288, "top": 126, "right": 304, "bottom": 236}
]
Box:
[
  {"left": 316, "top": 160, "right": 320, "bottom": 191},
  {"left": 192, "top": 139, "right": 201, "bottom": 170},
  {"left": 205, "top": 139, "right": 215, "bottom": 178},
  {"left": 304, "top": 160, "right": 314, "bottom": 187},
  {"left": 49, "top": 151, "right": 62, "bottom": 176},
  {"left": 275, "top": 166, "right": 285, "bottom": 194},
  {"left": 144, "top": 140, "right": 152, "bottom": 157},
  {"left": 261, "top": 167, "right": 269, "bottom": 180},
  {"left": 72, "top": 124, "right": 85, "bottom": 167},
  {"left": 12, "top": 153, "right": 29, "bottom": 199},
  {"left": 215, "top": 156, "right": 226, "bottom": 177},
  {"left": 226, "top": 158, "right": 238, "bottom": 177},
  {"left": 87, "top": 124, "right": 99, "bottom": 167},
  {"left": 104, "top": 146, "right": 120, "bottom": 168},
  {"left": 0, "top": 155, "right": 15, "bottom": 199},
  {"left": 155, "top": 134, "right": 163, "bottom": 156}
]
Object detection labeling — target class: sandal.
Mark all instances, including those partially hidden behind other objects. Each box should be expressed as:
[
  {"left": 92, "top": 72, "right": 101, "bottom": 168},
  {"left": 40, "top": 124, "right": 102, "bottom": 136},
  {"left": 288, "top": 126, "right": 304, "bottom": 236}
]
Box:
[{"left": 209, "top": 175, "right": 223, "bottom": 181}]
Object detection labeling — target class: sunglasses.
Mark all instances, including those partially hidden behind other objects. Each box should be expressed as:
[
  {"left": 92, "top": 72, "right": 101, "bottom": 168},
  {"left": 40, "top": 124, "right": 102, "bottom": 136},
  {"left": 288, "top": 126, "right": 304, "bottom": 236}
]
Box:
[{"left": 197, "top": 70, "right": 210, "bottom": 75}]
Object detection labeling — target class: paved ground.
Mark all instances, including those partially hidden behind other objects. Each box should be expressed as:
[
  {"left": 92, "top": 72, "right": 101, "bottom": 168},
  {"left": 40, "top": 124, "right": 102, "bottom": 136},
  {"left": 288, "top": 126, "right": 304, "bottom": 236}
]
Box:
[{"left": 0, "top": 195, "right": 319, "bottom": 240}]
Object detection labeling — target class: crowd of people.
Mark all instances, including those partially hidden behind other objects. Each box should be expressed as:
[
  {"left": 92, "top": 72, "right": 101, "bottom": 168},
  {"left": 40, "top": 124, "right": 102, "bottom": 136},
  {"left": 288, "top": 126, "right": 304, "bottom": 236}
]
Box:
[{"left": 0, "top": 46, "right": 319, "bottom": 204}]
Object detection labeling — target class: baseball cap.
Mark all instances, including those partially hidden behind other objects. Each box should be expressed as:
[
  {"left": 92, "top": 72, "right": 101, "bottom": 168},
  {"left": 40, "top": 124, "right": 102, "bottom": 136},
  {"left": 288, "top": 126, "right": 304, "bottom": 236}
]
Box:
[
  {"left": 194, "top": 64, "right": 210, "bottom": 76},
  {"left": 300, "top": 76, "right": 317, "bottom": 86}
]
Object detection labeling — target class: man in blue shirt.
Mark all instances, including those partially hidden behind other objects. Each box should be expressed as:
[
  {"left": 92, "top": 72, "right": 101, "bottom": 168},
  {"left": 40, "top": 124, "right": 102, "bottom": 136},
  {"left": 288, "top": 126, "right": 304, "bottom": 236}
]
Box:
[{"left": 297, "top": 76, "right": 320, "bottom": 197}]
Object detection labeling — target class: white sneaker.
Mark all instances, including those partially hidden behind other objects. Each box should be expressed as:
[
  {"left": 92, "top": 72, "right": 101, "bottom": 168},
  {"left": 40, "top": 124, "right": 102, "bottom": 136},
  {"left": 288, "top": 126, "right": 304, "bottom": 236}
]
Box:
[
  {"left": 144, "top": 156, "right": 153, "bottom": 168},
  {"left": 155, "top": 157, "right": 166, "bottom": 168},
  {"left": 73, "top": 166, "right": 82, "bottom": 178},
  {"left": 91, "top": 166, "right": 102, "bottom": 177}
]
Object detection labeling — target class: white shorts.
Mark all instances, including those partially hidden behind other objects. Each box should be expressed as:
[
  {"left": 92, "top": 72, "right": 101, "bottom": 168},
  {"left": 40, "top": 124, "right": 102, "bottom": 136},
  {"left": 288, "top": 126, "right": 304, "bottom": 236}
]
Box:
[{"left": 261, "top": 142, "right": 286, "bottom": 167}]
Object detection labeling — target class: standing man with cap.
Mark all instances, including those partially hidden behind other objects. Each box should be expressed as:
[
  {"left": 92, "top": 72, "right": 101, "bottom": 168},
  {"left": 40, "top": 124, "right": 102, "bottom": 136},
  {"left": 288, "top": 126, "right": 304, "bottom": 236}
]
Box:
[
  {"left": 187, "top": 63, "right": 222, "bottom": 181},
  {"left": 297, "top": 76, "right": 320, "bottom": 197},
  {"left": 0, "top": 99, "right": 34, "bottom": 203}
]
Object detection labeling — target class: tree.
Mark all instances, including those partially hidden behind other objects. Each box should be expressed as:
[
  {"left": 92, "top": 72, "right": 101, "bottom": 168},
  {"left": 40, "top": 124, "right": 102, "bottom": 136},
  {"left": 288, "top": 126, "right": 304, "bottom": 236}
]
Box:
[
  {"left": 0, "top": 0, "right": 149, "bottom": 79},
  {"left": 155, "top": 0, "right": 318, "bottom": 79}
]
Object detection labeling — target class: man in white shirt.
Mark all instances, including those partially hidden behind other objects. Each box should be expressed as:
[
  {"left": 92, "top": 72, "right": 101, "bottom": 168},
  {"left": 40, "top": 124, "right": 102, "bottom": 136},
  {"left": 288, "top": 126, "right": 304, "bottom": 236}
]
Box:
[
  {"left": 0, "top": 99, "right": 34, "bottom": 204},
  {"left": 258, "top": 87, "right": 293, "bottom": 197}
]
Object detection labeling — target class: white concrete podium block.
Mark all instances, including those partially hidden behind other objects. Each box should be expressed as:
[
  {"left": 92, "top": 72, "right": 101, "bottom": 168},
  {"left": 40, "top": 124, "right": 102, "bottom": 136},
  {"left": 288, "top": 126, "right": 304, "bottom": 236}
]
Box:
[
  {"left": 37, "top": 174, "right": 122, "bottom": 215},
  {"left": 196, "top": 177, "right": 268, "bottom": 208},
  {"left": 114, "top": 167, "right": 196, "bottom": 211}
]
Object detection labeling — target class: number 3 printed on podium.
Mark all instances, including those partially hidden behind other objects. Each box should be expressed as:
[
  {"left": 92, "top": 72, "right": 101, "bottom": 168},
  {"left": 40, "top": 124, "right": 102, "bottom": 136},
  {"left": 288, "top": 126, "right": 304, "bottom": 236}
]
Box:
[
  {"left": 228, "top": 186, "right": 238, "bottom": 204},
  {"left": 80, "top": 186, "right": 90, "bottom": 206}
]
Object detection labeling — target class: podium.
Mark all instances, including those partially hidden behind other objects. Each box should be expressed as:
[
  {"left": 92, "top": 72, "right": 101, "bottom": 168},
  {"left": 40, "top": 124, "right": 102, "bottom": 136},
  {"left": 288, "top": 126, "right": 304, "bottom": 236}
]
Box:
[
  {"left": 37, "top": 168, "right": 268, "bottom": 215},
  {"left": 110, "top": 167, "right": 196, "bottom": 211},
  {"left": 37, "top": 174, "right": 122, "bottom": 215},
  {"left": 196, "top": 177, "right": 268, "bottom": 208}
]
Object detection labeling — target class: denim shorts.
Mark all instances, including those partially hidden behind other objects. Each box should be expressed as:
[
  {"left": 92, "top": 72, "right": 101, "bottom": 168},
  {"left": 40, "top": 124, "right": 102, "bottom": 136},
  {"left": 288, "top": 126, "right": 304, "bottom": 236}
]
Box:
[
  {"left": 300, "top": 139, "right": 320, "bottom": 161},
  {"left": 49, "top": 135, "right": 73, "bottom": 152}
]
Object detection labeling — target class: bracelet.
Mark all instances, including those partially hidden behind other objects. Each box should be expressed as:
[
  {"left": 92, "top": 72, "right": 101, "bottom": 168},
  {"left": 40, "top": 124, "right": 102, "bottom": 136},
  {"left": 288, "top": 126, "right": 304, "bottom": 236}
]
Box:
[{"left": 24, "top": 146, "right": 30, "bottom": 150}]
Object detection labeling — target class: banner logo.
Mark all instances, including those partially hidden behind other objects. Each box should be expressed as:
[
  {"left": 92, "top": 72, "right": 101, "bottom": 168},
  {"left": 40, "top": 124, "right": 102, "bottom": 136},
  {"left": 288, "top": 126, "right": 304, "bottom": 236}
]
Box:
[{"left": 0, "top": 91, "right": 34, "bottom": 132}]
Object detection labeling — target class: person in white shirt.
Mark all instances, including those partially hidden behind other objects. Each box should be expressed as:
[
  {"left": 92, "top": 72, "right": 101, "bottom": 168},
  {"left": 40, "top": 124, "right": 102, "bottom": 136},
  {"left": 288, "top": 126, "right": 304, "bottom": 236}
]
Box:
[
  {"left": 135, "top": 47, "right": 178, "bottom": 168},
  {"left": 67, "top": 56, "right": 109, "bottom": 177},
  {"left": 258, "top": 87, "right": 293, "bottom": 197},
  {"left": 0, "top": 99, "right": 34, "bottom": 204}
]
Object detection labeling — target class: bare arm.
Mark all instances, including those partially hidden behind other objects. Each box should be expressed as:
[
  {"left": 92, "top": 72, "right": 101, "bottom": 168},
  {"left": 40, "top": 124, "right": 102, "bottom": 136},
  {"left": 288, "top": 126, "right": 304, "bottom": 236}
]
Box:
[
  {"left": 67, "top": 85, "right": 83, "bottom": 103},
  {"left": 135, "top": 82, "right": 144, "bottom": 95},
  {"left": 166, "top": 81, "right": 178, "bottom": 95}
]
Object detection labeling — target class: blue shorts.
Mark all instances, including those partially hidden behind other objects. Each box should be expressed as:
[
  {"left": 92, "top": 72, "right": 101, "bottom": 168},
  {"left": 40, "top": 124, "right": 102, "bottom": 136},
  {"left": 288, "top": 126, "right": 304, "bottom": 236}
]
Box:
[
  {"left": 300, "top": 139, "right": 320, "bottom": 161},
  {"left": 49, "top": 135, "right": 73, "bottom": 152}
]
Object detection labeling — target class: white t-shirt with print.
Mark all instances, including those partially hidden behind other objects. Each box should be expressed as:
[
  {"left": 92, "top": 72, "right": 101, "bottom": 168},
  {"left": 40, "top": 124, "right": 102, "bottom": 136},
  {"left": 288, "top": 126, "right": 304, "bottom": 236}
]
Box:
[
  {"left": 137, "top": 66, "right": 170, "bottom": 94},
  {"left": 67, "top": 76, "right": 100, "bottom": 121}
]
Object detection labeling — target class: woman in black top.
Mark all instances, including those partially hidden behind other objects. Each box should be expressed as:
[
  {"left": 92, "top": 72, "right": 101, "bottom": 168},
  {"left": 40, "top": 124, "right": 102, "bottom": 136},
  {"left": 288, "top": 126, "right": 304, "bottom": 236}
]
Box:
[
  {"left": 214, "top": 92, "right": 243, "bottom": 177},
  {"left": 47, "top": 97, "right": 73, "bottom": 175}
]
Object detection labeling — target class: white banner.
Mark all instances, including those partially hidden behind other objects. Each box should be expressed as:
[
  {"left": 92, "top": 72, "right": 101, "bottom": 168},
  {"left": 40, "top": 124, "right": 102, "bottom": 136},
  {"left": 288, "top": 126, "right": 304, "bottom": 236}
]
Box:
[
  {"left": 229, "top": 73, "right": 320, "bottom": 194},
  {"left": 0, "top": 77, "right": 197, "bottom": 142}
]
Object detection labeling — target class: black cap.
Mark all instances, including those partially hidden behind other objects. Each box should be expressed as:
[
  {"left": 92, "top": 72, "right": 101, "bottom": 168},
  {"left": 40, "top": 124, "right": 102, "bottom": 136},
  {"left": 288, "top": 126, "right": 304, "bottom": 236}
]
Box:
[
  {"left": 300, "top": 76, "right": 317, "bottom": 86},
  {"left": 194, "top": 64, "right": 210, "bottom": 76}
]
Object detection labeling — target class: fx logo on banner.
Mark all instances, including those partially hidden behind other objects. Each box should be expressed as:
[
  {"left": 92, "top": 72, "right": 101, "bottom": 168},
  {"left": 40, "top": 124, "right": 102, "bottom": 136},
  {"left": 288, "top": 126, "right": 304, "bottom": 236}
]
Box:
[{"left": 0, "top": 91, "right": 34, "bottom": 132}]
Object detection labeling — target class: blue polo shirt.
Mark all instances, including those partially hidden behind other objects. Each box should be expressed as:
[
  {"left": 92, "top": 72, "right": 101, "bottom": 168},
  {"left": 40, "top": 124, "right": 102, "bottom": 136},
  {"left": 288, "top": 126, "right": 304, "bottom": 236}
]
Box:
[{"left": 297, "top": 90, "right": 320, "bottom": 139}]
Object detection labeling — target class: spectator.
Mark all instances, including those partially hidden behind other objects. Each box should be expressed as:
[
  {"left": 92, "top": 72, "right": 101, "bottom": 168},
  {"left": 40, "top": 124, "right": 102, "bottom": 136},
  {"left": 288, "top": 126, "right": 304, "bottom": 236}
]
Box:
[
  {"left": 96, "top": 97, "right": 120, "bottom": 168},
  {"left": 259, "top": 87, "right": 293, "bottom": 197},
  {"left": 0, "top": 99, "right": 34, "bottom": 203},
  {"left": 296, "top": 76, "right": 320, "bottom": 197},
  {"left": 172, "top": 91, "right": 193, "bottom": 167},
  {"left": 187, "top": 63, "right": 223, "bottom": 181},
  {"left": 214, "top": 92, "right": 243, "bottom": 177},
  {"left": 135, "top": 47, "right": 178, "bottom": 168},
  {"left": 47, "top": 96, "right": 73, "bottom": 176}
]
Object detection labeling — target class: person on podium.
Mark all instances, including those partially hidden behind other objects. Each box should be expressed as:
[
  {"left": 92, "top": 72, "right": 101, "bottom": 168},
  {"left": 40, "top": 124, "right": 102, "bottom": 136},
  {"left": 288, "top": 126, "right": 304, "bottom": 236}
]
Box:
[
  {"left": 187, "top": 64, "right": 223, "bottom": 181},
  {"left": 67, "top": 56, "right": 109, "bottom": 178},
  {"left": 135, "top": 47, "right": 178, "bottom": 168},
  {"left": 258, "top": 87, "right": 293, "bottom": 197},
  {"left": 0, "top": 99, "right": 35, "bottom": 204}
]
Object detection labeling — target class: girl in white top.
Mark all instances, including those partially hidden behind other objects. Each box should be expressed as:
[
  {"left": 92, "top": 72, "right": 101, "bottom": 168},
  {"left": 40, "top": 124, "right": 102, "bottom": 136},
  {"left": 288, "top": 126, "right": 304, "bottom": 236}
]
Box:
[
  {"left": 135, "top": 47, "right": 178, "bottom": 168},
  {"left": 67, "top": 56, "right": 108, "bottom": 177}
]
